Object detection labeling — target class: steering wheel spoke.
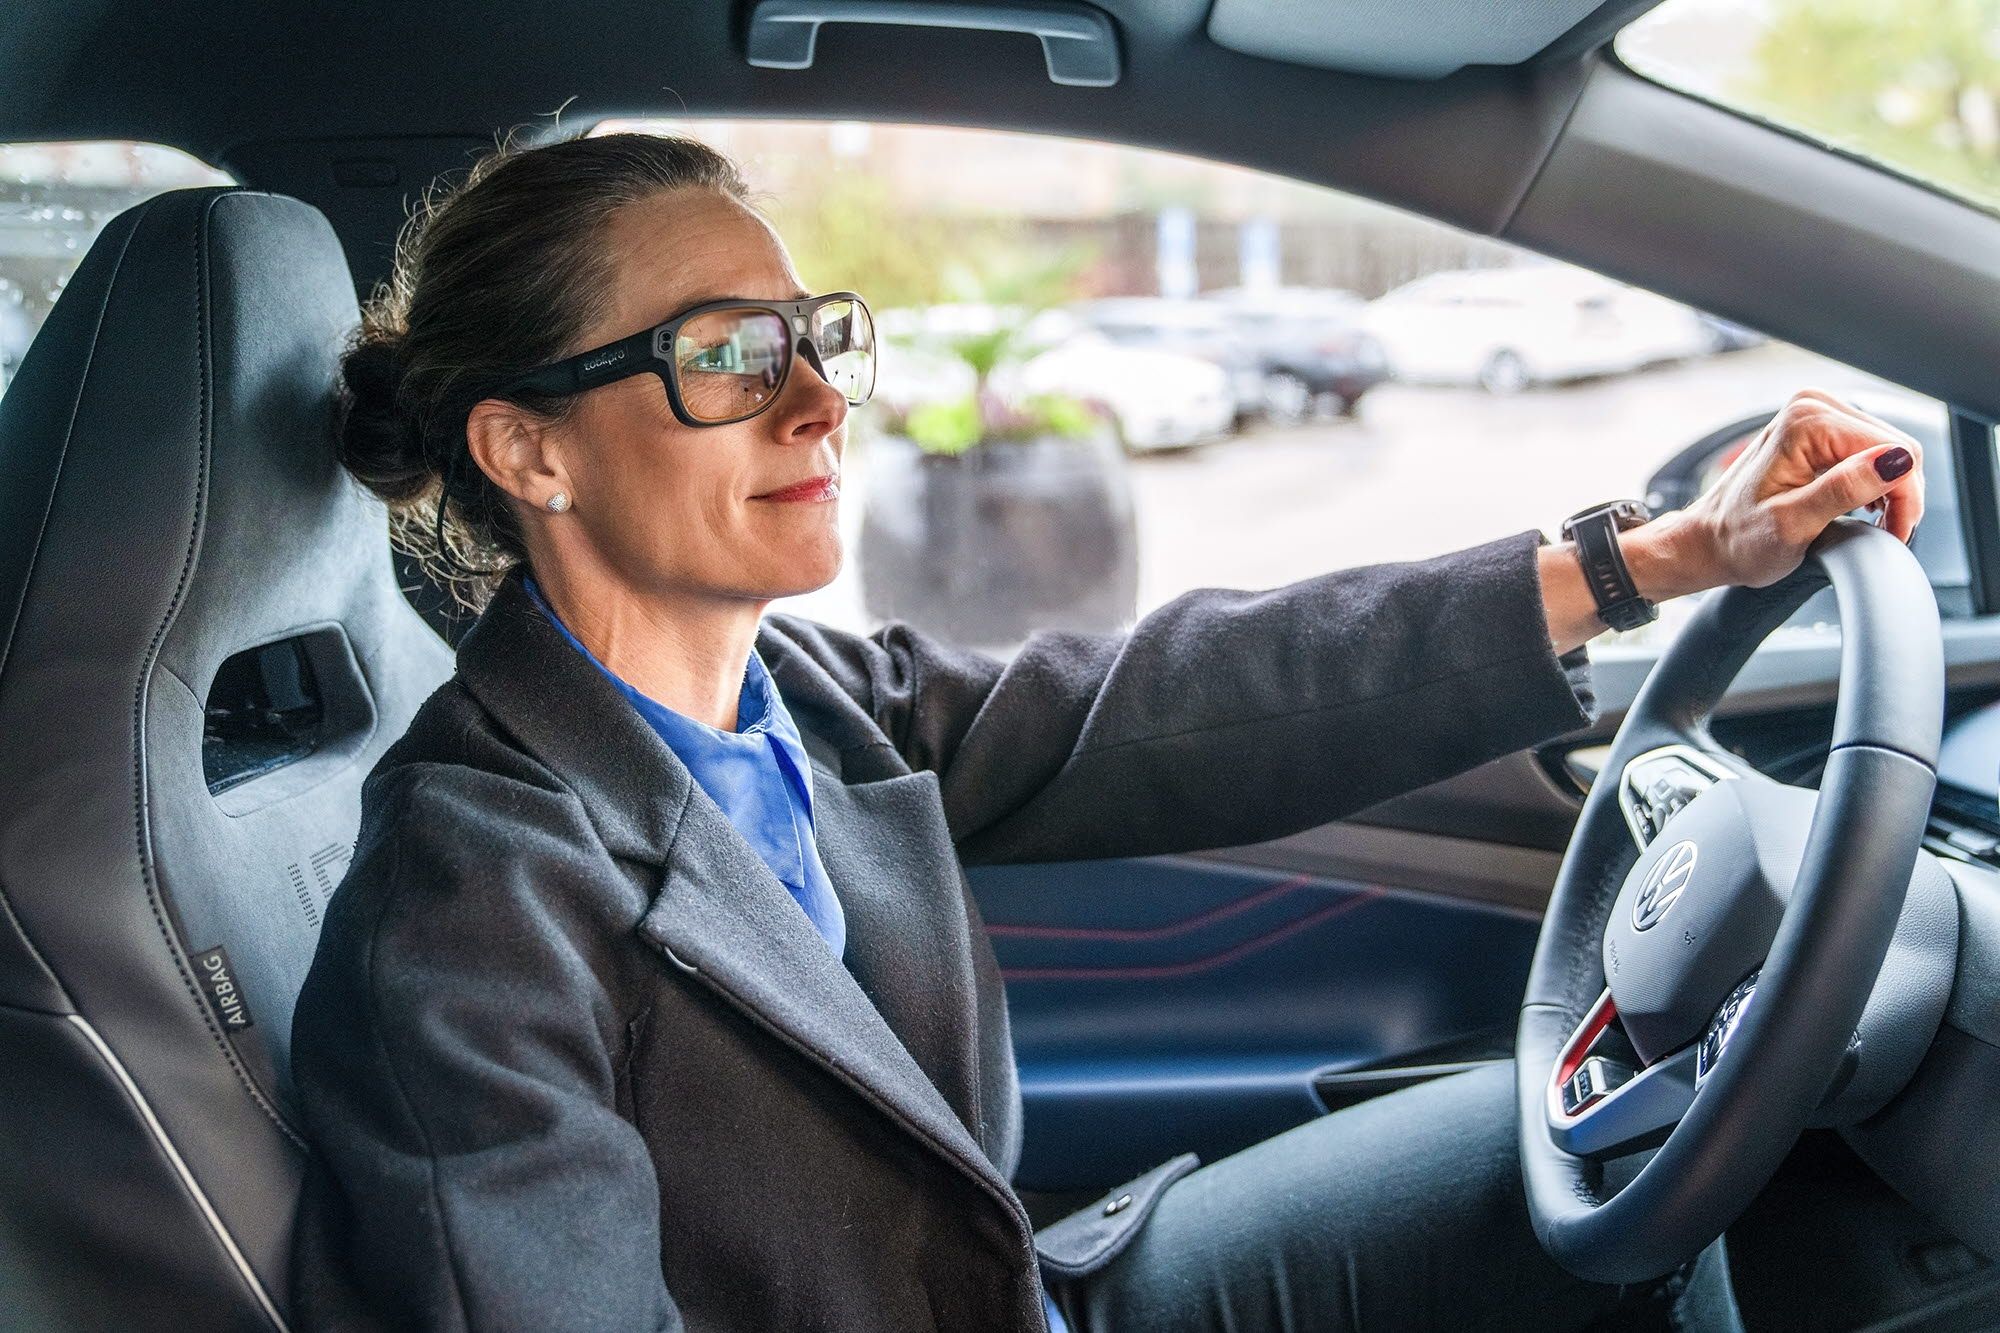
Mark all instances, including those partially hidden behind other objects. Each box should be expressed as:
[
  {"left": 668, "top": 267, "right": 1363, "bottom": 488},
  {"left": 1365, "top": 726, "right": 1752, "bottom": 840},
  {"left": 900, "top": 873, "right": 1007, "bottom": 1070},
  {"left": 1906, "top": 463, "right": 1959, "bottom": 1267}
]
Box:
[{"left": 1545, "top": 991, "right": 1698, "bottom": 1160}]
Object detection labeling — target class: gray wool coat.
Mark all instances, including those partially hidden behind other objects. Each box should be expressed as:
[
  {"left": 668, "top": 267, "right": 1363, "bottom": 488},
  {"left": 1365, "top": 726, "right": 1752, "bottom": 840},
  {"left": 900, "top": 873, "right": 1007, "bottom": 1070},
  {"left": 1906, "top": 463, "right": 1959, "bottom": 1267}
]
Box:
[{"left": 288, "top": 530, "right": 1597, "bottom": 1332}]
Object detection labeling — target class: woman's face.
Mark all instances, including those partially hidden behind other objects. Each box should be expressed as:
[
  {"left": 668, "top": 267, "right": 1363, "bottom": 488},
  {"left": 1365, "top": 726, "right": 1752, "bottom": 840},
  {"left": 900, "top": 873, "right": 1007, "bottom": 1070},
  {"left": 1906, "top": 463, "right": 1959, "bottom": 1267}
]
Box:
[{"left": 532, "top": 187, "right": 849, "bottom": 605}]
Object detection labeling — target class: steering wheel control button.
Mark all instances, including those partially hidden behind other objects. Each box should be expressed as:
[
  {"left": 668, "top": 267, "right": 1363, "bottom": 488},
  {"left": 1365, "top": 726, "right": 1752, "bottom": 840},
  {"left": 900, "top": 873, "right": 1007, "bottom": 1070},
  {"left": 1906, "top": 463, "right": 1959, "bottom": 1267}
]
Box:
[
  {"left": 1697, "top": 972, "right": 1759, "bottom": 1084},
  {"left": 1562, "top": 1057, "right": 1632, "bottom": 1116},
  {"left": 1545, "top": 992, "right": 1702, "bottom": 1159},
  {"left": 1618, "top": 745, "right": 1735, "bottom": 849}
]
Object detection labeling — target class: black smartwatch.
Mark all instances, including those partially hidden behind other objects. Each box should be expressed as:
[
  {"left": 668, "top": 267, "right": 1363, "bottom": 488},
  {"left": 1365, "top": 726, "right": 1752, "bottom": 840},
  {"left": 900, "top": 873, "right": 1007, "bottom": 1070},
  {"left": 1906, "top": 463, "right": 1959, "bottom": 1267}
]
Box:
[{"left": 1559, "top": 499, "right": 1658, "bottom": 632}]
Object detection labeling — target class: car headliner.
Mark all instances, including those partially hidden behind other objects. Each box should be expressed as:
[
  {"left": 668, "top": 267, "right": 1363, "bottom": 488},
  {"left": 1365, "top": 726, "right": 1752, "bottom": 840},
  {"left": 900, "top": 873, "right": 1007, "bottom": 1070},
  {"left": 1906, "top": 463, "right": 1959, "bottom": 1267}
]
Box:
[{"left": 1, "top": 0, "right": 1996, "bottom": 419}]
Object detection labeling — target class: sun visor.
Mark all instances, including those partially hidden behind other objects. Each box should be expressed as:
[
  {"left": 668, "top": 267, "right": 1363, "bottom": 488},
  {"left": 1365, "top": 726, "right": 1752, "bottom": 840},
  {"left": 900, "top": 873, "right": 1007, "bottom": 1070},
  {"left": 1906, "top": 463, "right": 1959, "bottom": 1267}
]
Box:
[{"left": 1206, "top": 0, "right": 1611, "bottom": 79}]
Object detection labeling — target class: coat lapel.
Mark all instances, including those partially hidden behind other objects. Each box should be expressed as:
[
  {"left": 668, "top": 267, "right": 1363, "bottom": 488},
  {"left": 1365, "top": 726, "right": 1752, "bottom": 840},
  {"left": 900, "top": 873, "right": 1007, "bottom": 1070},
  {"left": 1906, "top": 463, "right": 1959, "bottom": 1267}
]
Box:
[
  {"left": 809, "top": 771, "right": 994, "bottom": 1148},
  {"left": 452, "top": 568, "right": 1012, "bottom": 1204},
  {"left": 637, "top": 782, "right": 1008, "bottom": 1196}
]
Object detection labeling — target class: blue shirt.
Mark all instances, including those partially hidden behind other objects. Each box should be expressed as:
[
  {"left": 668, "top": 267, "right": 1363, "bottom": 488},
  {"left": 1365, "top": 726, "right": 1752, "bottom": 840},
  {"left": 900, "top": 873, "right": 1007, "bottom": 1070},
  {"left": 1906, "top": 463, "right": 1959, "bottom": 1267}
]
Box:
[
  {"left": 524, "top": 575, "right": 1068, "bottom": 1333},
  {"left": 523, "top": 574, "right": 844, "bottom": 957}
]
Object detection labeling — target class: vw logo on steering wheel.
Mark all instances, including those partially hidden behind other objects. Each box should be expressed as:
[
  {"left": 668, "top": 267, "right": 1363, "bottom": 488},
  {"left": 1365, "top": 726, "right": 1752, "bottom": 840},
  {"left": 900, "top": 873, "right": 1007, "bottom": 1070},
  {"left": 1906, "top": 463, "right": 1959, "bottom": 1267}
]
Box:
[{"left": 1633, "top": 839, "right": 1698, "bottom": 931}]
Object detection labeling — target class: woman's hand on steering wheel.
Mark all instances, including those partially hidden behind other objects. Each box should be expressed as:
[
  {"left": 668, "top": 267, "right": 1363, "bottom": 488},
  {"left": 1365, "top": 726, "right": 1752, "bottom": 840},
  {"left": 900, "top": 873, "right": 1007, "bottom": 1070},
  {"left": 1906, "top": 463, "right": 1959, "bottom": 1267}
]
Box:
[{"left": 1649, "top": 388, "right": 1928, "bottom": 598}]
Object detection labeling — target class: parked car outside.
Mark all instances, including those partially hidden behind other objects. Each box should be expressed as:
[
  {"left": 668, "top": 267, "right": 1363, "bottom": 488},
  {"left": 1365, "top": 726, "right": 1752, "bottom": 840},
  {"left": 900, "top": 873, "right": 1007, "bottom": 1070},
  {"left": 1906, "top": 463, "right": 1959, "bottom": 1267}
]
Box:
[
  {"left": 874, "top": 301, "right": 1022, "bottom": 343},
  {"left": 1005, "top": 331, "right": 1235, "bottom": 453},
  {"left": 1360, "top": 264, "right": 1715, "bottom": 393},
  {"left": 1055, "top": 297, "right": 1271, "bottom": 424},
  {"left": 1198, "top": 285, "right": 1390, "bottom": 420}
]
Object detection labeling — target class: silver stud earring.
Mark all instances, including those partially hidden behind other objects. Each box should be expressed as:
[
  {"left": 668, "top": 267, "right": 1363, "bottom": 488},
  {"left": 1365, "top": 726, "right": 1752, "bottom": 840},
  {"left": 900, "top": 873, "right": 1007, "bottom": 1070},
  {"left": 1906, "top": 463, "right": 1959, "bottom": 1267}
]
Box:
[{"left": 545, "top": 492, "right": 570, "bottom": 513}]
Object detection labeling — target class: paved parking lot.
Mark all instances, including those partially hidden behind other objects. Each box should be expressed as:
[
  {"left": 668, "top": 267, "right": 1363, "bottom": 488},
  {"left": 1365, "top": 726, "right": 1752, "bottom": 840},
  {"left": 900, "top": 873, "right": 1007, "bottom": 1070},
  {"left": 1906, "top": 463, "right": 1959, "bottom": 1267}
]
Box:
[
  {"left": 1128, "top": 342, "right": 1920, "bottom": 605},
  {"left": 778, "top": 343, "right": 1919, "bottom": 636}
]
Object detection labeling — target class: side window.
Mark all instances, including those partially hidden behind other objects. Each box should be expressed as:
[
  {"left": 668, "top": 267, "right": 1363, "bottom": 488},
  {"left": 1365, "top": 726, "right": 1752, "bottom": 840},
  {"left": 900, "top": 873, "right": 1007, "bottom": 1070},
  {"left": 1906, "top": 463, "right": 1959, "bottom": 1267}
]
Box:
[
  {"left": 0, "top": 142, "right": 233, "bottom": 398},
  {"left": 595, "top": 119, "right": 1959, "bottom": 650}
]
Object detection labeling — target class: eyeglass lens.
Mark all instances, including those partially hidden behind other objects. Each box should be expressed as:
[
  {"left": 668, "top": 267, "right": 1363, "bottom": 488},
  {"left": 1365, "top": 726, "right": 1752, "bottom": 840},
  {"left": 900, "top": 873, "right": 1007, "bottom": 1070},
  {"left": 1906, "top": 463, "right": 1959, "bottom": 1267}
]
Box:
[{"left": 672, "top": 300, "right": 875, "bottom": 424}]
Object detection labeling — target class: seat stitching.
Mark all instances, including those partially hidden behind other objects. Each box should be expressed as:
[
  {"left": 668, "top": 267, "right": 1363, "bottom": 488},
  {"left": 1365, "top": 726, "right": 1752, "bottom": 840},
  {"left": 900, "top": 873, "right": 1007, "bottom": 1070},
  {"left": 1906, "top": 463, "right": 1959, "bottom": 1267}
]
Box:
[{"left": 128, "top": 191, "right": 306, "bottom": 1150}]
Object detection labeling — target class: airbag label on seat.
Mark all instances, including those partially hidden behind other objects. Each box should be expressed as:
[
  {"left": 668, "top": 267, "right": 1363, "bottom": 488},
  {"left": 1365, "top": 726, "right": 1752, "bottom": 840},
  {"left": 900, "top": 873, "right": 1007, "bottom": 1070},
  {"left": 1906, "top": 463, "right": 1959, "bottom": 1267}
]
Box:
[{"left": 194, "top": 945, "right": 255, "bottom": 1032}]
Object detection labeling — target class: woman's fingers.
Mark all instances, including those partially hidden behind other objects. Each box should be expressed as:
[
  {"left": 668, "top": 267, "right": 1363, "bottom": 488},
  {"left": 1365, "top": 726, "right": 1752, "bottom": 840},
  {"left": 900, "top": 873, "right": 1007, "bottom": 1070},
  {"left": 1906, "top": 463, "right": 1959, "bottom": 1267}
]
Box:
[
  {"left": 1758, "top": 388, "right": 1925, "bottom": 542},
  {"left": 1822, "top": 395, "right": 1926, "bottom": 541},
  {"left": 1794, "top": 387, "right": 1911, "bottom": 446},
  {"left": 1778, "top": 440, "right": 1922, "bottom": 541},
  {"left": 1880, "top": 467, "right": 1924, "bottom": 544}
]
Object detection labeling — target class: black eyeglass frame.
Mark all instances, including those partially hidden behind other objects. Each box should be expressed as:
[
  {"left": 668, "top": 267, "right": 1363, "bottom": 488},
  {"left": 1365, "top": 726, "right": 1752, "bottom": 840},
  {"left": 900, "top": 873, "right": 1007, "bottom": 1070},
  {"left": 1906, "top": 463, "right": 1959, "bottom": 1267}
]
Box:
[{"left": 496, "top": 290, "right": 875, "bottom": 429}]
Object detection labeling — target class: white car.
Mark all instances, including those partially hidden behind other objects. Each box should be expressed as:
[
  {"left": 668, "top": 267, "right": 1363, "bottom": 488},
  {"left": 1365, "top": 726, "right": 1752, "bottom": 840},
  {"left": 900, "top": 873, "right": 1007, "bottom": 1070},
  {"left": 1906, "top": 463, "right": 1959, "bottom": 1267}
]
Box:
[
  {"left": 1360, "top": 265, "right": 1713, "bottom": 392},
  {"left": 1053, "top": 298, "right": 1269, "bottom": 421},
  {"left": 1006, "top": 333, "right": 1235, "bottom": 452}
]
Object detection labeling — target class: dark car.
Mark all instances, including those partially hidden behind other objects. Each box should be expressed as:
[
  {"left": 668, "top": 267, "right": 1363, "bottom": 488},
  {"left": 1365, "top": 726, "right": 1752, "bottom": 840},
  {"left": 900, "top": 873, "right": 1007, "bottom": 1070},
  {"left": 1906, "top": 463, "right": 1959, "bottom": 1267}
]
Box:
[{"left": 1201, "top": 286, "right": 1391, "bottom": 419}]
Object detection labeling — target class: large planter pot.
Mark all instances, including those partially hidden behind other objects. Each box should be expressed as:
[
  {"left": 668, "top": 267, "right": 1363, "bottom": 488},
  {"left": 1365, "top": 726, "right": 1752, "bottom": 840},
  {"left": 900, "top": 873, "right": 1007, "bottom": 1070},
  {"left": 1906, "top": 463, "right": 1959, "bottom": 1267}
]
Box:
[{"left": 858, "top": 427, "right": 1138, "bottom": 648}]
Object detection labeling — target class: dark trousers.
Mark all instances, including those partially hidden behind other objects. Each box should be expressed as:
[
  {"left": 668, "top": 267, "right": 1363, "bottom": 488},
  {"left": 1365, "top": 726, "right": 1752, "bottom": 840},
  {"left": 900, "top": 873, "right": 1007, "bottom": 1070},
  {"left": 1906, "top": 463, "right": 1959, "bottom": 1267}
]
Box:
[{"left": 1055, "top": 1060, "right": 1637, "bottom": 1332}]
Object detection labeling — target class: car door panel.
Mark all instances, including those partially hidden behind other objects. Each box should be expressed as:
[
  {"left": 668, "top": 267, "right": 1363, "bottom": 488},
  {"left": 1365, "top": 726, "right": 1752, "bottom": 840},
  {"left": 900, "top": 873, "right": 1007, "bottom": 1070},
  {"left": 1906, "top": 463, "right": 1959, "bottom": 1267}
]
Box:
[
  {"left": 983, "top": 617, "right": 2000, "bottom": 1193},
  {"left": 970, "top": 855, "right": 1539, "bottom": 1190}
]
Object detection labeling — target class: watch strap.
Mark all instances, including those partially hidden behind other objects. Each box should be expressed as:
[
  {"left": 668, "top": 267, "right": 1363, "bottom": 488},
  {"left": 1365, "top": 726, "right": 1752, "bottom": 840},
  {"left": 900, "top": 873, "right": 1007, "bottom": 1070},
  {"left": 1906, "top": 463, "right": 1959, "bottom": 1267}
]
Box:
[{"left": 1563, "top": 506, "right": 1657, "bottom": 631}]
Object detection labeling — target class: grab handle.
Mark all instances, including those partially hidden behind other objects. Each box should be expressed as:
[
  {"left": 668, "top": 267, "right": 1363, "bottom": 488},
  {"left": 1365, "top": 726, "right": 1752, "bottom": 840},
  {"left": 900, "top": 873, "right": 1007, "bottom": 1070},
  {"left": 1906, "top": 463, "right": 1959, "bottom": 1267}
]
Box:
[{"left": 746, "top": 0, "right": 1121, "bottom": 86}]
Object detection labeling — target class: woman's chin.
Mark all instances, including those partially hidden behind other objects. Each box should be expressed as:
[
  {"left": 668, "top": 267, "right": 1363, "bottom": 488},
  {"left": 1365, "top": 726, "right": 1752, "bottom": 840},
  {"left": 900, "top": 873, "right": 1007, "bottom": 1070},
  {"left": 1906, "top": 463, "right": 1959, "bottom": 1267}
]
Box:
[{"left": 761, "top": 544, "right": 844, "bottom": 601}]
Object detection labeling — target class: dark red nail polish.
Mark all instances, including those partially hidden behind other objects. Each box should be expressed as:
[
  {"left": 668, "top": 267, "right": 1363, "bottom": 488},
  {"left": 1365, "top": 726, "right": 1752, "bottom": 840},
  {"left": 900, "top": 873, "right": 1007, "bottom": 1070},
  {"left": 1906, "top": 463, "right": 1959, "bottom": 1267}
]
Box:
[{"left": 1875, "top": 447, "right": 1913, "bottom": 481}]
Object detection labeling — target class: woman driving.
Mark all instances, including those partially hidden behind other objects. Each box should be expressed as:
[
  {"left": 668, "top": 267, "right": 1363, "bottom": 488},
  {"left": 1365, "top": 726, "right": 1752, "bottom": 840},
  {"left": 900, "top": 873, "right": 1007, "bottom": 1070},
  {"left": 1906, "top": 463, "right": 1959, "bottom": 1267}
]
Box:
[{"left": 290, "top": 131, "right": 1926, "bottom": 1332}]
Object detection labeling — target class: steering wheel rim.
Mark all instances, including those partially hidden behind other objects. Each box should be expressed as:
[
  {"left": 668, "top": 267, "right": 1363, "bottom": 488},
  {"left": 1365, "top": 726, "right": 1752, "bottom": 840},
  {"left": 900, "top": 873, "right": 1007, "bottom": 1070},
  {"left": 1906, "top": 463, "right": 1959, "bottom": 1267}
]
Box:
[{"left": 1517, "top": 517, "right": 1944, "bottom": 1284}]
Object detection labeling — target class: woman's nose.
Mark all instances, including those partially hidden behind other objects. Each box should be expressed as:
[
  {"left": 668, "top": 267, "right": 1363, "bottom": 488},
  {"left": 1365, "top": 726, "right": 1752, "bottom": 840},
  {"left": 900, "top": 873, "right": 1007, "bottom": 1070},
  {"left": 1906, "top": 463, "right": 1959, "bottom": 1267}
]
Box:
[{"left": 780, "top": 336, "right": 848, "bottom": 434}]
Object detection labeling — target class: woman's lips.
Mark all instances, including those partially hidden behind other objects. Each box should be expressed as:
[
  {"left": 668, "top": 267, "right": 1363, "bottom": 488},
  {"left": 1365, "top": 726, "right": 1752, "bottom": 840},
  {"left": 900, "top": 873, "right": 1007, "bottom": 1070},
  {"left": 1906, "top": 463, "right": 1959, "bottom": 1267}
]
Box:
[{"left": 753, "top": 474, "right": 840, "bottom": 503}]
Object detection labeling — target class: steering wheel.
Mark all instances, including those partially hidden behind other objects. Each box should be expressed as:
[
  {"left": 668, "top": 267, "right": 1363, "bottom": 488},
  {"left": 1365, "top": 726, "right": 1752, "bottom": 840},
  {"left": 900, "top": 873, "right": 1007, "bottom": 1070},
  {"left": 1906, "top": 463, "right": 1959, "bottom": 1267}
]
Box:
[{"left": 1516, "top": 517, "right": 1955, "bottom": 1283}]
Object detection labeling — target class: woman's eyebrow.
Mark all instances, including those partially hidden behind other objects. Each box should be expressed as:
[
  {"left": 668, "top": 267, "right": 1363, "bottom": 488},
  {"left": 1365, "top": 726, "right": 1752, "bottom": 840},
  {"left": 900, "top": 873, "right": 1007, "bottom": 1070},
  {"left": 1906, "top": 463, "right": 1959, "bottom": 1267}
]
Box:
[{"left": 680, "top": 288, "right": 815, "bottom": 307}]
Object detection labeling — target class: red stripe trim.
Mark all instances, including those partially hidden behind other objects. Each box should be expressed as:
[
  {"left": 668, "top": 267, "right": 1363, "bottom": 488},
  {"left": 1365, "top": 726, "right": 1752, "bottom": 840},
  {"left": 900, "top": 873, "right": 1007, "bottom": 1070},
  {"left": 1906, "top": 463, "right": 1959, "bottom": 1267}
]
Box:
[
  {"left": 1547, "top": 990, "right": 1619, "bottom": 1125},
  {"left": 998, "top": 889, "right": 1385, "bottom": 983},
  {"left": 984, "top": 873, "right": 1319, "bottom": 943}
]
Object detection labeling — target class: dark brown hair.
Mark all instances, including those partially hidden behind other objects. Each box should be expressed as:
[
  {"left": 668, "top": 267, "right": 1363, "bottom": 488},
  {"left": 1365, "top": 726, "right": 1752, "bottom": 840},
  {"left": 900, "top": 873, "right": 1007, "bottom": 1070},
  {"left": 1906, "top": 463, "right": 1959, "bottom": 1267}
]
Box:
[{"left": 337, "top": 130, "right": 755, "bottom": 612}]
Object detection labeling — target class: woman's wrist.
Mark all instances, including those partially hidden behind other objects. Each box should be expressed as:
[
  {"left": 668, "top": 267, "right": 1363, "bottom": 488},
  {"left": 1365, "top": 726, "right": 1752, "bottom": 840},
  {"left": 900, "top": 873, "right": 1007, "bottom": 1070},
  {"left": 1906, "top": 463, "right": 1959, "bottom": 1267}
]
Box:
[
  {"left": 1537, "top": 508, "right": 1723, "bottom": 656},
  {"left": 1617, "top": 509, "right": 1722, "bottom": 604}
]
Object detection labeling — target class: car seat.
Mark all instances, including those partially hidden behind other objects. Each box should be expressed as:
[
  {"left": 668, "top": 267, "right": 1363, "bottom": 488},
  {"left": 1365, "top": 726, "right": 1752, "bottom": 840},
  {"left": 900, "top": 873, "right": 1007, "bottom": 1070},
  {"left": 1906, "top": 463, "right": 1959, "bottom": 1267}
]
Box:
[{"left": 0, "top": 187, "right": 453, "bottom": 1329}]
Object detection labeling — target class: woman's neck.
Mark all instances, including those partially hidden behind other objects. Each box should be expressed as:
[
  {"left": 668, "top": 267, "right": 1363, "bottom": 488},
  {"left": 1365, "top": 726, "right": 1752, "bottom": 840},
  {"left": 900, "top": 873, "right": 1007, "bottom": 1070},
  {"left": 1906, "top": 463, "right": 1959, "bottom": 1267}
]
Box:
[{"left": 528, "top": 566, "right": 765, "bottom": 731}]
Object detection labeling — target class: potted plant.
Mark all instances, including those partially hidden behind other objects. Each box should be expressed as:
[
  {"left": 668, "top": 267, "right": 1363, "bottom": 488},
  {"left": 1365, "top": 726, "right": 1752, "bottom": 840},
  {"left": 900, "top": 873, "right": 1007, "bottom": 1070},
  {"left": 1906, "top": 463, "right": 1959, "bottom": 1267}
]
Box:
[{"left": 857, "top": 315, "right": 1139, "bottom": 649}]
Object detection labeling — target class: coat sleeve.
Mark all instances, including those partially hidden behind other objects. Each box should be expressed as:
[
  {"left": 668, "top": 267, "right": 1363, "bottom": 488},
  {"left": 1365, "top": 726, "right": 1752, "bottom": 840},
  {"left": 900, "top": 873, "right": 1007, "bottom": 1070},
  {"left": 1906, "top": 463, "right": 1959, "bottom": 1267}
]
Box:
[
  {"left": 771, "top": 529, "right": 1598, "bottom": 864},
  {"left": 289, "top": 766, "right": 678, "bottom": 1333}
]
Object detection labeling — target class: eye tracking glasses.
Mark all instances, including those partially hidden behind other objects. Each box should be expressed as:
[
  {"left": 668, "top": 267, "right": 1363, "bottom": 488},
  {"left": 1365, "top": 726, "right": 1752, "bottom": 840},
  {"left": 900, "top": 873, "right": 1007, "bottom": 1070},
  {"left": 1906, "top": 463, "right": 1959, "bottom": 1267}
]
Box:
[{"left": 498, "top": 290, "right": 877, "bottom": 428}]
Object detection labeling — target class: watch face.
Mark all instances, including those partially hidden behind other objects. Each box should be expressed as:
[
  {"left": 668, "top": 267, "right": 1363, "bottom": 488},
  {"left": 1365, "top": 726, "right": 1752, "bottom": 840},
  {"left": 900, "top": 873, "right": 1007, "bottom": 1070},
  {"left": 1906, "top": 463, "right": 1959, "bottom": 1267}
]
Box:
[{"left": 1566, "top": 499, "right": 1652, "bottom": 531}]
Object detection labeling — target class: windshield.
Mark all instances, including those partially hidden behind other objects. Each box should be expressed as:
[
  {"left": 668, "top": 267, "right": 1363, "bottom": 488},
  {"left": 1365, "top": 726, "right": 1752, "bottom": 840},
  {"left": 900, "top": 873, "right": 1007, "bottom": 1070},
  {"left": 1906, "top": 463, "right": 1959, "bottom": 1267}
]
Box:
[{"left": 1618, "top": 0, "right": 2000, "bottom": 216}]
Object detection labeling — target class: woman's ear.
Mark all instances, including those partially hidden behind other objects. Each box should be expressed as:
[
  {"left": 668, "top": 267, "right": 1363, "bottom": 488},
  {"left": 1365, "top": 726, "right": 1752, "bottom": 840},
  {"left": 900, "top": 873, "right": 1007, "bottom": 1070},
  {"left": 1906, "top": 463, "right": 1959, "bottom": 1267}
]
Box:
[{"left": 465, "top": 398, "right": 569, "bottom": 510}]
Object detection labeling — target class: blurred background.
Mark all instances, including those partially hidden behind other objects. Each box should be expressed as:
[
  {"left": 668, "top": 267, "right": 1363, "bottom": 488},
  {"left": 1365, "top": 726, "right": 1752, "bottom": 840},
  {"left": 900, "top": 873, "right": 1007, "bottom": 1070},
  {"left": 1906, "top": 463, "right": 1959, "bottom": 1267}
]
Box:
[{"left": 1, "top": 0, "right": 1986, "bottom": 651}]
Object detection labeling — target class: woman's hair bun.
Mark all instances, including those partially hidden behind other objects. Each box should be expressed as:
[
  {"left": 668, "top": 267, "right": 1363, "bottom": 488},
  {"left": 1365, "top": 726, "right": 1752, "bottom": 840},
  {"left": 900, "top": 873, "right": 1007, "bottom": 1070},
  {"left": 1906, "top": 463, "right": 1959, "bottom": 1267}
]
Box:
[{"left": 336, "top": 330, "right": 431, "bottom": 506}]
